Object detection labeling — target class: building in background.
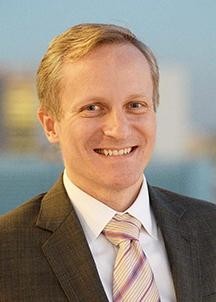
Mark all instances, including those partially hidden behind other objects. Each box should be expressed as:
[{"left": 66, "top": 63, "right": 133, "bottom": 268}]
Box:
[
  {"left": 155, "top": 63, "right": 192, "bottom": 160},
  {"left": 1, "top": 72, "right": 38, "bottom": 153}
]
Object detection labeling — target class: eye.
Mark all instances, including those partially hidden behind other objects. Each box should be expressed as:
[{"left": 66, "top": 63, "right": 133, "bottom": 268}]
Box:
[
  {"left": 127, "top": 101, "right": 149, "bottom": 113},
  {"left": 128, "top": 102, "right": 143, "bottom": 109},
  {"left": 80, "top": 103, "right": 105, "bottom": 117},
  {"left": 85, "top": 104, "right": 100, "bottom": 111}
]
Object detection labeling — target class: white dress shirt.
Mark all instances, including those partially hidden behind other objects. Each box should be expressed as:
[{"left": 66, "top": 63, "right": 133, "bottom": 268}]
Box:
[{"left": 63, "top": 170, "right": 176, "bottom": 302}]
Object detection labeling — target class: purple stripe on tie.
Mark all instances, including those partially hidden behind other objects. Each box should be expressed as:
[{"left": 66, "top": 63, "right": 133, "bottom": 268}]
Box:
[{"left": 113, "top": 254, "right": 145, "bottom": 301}]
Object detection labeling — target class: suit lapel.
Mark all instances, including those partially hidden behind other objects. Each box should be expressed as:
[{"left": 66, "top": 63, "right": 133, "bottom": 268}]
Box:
[
  {"left": 149, "top": 185, "right": 202, "bottom": 302},
  {"left": 36, "top": 177, "right": 108, "bottom": 302}
]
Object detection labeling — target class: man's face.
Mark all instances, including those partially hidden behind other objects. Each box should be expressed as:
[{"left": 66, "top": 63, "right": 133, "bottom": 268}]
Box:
[{"left": 41, "top": 43, "right": 157, "bottom": 197}]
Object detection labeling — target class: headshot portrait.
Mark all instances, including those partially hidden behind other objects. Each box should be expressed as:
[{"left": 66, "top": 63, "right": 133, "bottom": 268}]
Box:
[{"left": 0, "top": 2, "right": 216, "bottom": 302}]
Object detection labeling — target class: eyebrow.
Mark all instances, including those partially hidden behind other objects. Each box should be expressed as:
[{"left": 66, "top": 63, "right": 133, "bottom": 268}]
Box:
[
  {"left": 125, "top": 93, "right": 151, "bottom": 102},
  {"left": 72, "top": 97, "right": 107, "bottom": 107}
]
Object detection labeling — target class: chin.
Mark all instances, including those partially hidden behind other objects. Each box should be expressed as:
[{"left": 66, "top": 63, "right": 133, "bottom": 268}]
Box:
[{"left": 104, "top": 173, "right": 143, "bottom": 191}]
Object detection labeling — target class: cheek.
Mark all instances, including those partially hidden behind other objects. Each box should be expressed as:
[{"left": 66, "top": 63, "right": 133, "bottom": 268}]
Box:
[
  {"left": 149, "top": 120, "right": 157, "bottom": 140},
  {"left": 146, "top": 113, "right": 157, "bottom": 134},
  {"left": 137, "top": 115, "right": 157, "bottom": 139},
  {"left": 63, "top": 123, "right": 98, "bottom": 153},
  {"left": 55, "top": 124, "right": 76, "bottom": 154},
  {"left": 77, "top": 121, "right": 102, "bottom": 144}
]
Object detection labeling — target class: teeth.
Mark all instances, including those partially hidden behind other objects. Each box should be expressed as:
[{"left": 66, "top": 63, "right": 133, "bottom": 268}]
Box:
[
  {"left": 97, "top": 147, "right": 133, "bottom": 156},
  {"left": 104, "top": 150, "right": 109, "bottom": 156}
]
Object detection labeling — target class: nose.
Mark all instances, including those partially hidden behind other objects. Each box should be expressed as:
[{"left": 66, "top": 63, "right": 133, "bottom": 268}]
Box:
[{"left": 102, "top": 110, "right": 130, "bottom": 139}]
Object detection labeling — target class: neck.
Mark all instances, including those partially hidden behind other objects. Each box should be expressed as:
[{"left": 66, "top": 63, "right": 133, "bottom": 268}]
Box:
[
  {"left": 67, "top": 173, "right": 143, "bottom": 212},
  {"left": 96, "top": 183, "right": 142, "bottom": 211}
]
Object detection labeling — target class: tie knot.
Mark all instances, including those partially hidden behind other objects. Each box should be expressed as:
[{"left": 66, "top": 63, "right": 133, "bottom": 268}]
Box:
[{"left": 103, "top": 213, "right": 141, "bottom": 246}]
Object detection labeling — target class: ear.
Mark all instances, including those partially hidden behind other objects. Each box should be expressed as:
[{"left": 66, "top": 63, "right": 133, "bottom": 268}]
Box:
[{"left": 37, "top": 107, "right": 60, "bottom": 144}]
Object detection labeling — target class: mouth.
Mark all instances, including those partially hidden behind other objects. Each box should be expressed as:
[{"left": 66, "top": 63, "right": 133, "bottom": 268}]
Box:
[{"left": 94, "top": 146, "right": 138, "bottom": 157}]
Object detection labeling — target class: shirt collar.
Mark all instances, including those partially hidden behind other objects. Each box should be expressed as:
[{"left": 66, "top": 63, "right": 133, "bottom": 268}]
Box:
[{"left": 63, "top": 170, "right": 158, "bottom": 243}]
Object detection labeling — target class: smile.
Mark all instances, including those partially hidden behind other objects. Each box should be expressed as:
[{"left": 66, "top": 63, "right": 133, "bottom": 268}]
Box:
[{"left": 94, "top": 146, "right": 137, "bottom": 157}]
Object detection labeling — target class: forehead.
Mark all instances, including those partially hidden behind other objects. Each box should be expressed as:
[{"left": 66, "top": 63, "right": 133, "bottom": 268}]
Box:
[
  {"left": 60, "top": 43, "right": 153, "bottom": 102},
  {"left": 82, "top": 42, "right": 148, "bottom": 63},
  {"left": 62, "top": 43, "right": 151, "bottom": 79}
]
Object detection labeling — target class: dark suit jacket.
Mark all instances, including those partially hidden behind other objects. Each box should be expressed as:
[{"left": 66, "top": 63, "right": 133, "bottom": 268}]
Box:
[{"left": 0, "top": 176, "right": 215, "bottom": 301}]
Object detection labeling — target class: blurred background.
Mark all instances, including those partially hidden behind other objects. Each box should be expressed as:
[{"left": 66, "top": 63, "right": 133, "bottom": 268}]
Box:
[{"left": 0, "top": 0, "right": 216, "bottom": 214}]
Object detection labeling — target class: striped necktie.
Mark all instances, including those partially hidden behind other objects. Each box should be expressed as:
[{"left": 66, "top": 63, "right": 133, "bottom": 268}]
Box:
[{"left": 103, "top": 213, "right": 160, "bottom": 302}]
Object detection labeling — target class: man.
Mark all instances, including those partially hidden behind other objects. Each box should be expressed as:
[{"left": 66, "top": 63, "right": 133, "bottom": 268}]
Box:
[{"left": 0, "top": 23, "right": 215, "bottom": 302}]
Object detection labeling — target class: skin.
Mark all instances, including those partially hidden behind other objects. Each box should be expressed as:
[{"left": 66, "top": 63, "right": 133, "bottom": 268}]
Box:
[{"left": 38, "top": 43, "right": 157, "bottom": 211}]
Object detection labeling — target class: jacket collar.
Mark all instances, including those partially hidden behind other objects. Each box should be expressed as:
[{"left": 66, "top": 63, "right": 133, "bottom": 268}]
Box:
[{"left": 36, "top": 177, "right": 108, "bottom": 302}]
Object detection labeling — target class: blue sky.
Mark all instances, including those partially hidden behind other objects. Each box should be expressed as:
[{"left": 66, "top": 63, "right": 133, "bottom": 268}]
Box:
[{"left": 0, "top": 0, "right": 216, "bottom": 132}]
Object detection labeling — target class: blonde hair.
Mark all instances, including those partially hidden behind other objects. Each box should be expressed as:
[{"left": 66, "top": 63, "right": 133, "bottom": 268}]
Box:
[{"left": 36, "top": 23, "right": 159, "bottom": 119}]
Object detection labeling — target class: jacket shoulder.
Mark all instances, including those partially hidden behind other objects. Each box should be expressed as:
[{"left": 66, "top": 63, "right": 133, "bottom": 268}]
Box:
[
  {"left": 150, "top": 185, "right": 216, "bottom": 228},
  {"left": 0, "top": 193, "right": 46, "bottom": 230},
  {"left": 151, "top": 185, "right": 216, "bottom": 208}
]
